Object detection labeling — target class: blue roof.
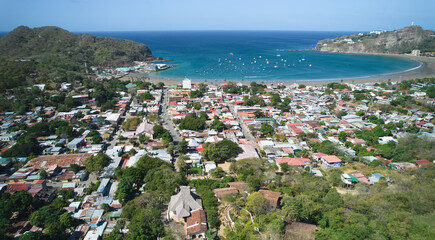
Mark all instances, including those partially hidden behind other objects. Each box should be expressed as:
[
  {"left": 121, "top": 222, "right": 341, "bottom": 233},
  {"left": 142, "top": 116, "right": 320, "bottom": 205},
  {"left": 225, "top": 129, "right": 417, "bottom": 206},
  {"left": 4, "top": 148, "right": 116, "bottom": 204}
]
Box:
[{"left": 372, "top": 173, "right": 383, "bottom": 179}]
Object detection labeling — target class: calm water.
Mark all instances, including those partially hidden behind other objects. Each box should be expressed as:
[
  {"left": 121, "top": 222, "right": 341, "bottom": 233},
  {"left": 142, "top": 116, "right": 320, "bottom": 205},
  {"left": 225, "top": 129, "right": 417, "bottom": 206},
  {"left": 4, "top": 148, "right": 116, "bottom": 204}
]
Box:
[{"left": 1, "top": 31, "right": 421, "bottom": 82}]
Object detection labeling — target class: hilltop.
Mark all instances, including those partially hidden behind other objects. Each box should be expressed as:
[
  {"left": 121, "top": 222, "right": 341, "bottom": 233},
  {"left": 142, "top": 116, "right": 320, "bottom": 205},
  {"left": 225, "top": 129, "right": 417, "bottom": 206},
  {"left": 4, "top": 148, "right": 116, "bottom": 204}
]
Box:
[
  {"left": 315, "top": 26, "right": 435, "bottom": 55},
  {"left": 0, "top": 26, "right": 155, "bottom": 67}
]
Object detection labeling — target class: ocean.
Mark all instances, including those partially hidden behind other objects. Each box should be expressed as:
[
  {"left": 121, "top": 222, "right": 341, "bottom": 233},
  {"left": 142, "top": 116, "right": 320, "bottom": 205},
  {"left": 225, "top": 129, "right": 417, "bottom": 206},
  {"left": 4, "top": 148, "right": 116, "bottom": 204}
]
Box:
[{"left": 2, "top": 31, "right": 421, "bottom": 82}]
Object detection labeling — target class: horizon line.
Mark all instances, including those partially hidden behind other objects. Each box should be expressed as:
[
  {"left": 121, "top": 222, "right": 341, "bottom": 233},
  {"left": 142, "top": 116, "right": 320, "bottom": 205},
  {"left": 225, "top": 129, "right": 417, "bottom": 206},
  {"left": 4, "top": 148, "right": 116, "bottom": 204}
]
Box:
[{"left": 0, "top": 24, "right": 426, "bottom": 33}]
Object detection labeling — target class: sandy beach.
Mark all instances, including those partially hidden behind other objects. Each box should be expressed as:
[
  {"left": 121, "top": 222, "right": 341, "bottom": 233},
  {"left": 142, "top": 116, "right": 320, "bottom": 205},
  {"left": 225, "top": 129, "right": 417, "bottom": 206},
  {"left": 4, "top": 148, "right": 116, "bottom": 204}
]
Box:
[{"left": 121, "top": 54, "right": 435, "bottom": 87}]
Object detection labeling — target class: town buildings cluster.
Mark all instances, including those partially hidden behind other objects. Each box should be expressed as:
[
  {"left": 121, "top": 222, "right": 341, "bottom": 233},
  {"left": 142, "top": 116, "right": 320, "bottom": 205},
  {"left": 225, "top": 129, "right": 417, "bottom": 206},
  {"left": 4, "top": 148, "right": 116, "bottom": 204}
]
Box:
[{"left": 0, "top": 76, "right": 434, "bottom": 239}]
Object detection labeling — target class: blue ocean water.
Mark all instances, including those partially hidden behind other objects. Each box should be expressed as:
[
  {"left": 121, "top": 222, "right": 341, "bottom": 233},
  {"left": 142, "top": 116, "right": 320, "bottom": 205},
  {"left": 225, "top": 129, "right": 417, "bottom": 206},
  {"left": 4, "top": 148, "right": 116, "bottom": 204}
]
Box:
[{"left": 1, "top": 31, "right": 421, "bottom": 82}]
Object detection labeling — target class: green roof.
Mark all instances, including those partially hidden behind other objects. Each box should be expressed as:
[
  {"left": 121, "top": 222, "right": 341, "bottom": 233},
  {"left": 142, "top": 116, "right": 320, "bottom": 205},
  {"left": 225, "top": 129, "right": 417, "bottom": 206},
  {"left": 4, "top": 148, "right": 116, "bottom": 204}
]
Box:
[
  {"left": 350, "top": 174, "right": 359, "bottom": 182},
  {"left": 125, "top": 83, "right": 137, "bottom": 89},
  {"left": 255, "top": 118, "right": 275, "bottom": 121}
]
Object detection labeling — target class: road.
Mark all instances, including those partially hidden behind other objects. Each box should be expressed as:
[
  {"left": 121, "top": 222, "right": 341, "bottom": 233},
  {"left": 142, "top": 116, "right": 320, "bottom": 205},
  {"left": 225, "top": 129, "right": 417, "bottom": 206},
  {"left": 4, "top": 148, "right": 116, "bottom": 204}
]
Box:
[
  {"left": 161, "top": 87, "right": 181, "bottom": 143},
  {"left": 224, "top": 97, "right": 260, "bottom": 151}
]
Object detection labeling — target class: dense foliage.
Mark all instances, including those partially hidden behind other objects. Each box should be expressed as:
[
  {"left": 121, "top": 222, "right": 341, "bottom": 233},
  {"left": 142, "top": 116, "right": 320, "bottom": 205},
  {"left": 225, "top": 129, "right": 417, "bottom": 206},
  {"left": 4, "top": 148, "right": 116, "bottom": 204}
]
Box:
[
  {"left": 0, "top": 26, "right": 154, "bottom": 67},
  {"left": 84, "top": 153, "right": 111, "bottom": 172},
  {"left": 152, "top": 125, "right": 173, "bottom": 142},
  {"left": 202, "top": 138, "right": 243, "bottom": 163},
  {"left": 179, "top": 113, "right": 207, "bottom": 131}
]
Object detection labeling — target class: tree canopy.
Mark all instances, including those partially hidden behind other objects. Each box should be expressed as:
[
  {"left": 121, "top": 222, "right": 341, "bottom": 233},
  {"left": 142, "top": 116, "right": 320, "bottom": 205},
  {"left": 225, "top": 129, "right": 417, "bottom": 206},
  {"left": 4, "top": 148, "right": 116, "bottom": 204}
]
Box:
[
  {"left": 85, "top": 153, "right": 111, "bottom": 172},
  {"left": 202, "top": 138, "right": 243, "bottom": 163}
]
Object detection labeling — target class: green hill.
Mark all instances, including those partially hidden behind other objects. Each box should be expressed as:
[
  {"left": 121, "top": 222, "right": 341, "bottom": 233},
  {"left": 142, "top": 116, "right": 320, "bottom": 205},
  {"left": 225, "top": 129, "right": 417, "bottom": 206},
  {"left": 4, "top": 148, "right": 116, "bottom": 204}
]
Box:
[{"left": 0, "top": 26, "right": 155, "bottom": 67}]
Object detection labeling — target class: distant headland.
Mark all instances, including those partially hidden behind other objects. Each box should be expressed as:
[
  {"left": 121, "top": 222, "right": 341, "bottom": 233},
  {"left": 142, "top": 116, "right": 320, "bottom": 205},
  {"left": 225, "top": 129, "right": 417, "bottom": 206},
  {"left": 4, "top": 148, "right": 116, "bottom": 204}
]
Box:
[
  {"left": 315, "top": 26, "right": 435, "bottom": 57},
  {"left": 0, "top": 26, "right": 156, "bottom": 67}
]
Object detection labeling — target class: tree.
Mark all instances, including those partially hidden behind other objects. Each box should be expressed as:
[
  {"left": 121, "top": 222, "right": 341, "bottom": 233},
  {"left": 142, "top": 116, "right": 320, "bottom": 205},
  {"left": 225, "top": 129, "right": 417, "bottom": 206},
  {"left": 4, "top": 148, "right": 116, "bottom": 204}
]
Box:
[
  {"left": 138, "top": 92, "right": 155, "bottom": 101},
  {"left": 280, "top": 163, "right": 290, "bottom": 173},
  {"left": 270, "top": 93, "right": 281, "bottom": 107},
  {"left": 179, "top": 113, "right": 207, "bottom": 131},
  {"left": 92, "top": 134, "right": 102, "bottom": 144},
  {"left": 202, "top": 138, "right": 243, "bottom": 163},
  {"left": 115, "top": 180, "right": 136, "bottom": 205},
  {"left": 121, "top": 118, "right": 141, "bottom": 131},
  {"left": 209, "top": 167, "right": 225, "bottom": 178},
  {"left": 426, "top": 85, "right": 435, "bottom": 98},
  {"left": 85, "top": 153, "right": 111, "bottom": 172},
  {"left": 246, "top": 192, "right": 269, "bottom": 216},
  {"left": 153, "top": 125, "right": 173, "bottom": 142},
  {"left": 39, "top": 170, "right": 47, "bottom": 179},
  {"left": 356, "top": 110, "right": 365, "bottom": 116},
  {"left": 190, "top": 90, "right": 204, "bottom": 98},
  {"left": 59, "top": 212, "right": 74, "bottom": 228},
  {"left": 20, "top": 231, "right": 45, "bottom": 240},
  {"left": 210, "top": 119, "right": 227, "bottom": 132},
  {"left": 177, "top": 140, "right": 188, "bottom": 154},
  {"left": 246, "top": 175, "right": 262, "bottom": 191},
  {"left": 101, "top": 203, "right": 111, "bottom": 213},
  {"left": 70, "top": 164, "right": 80, "bottom": 173},
  {"left": 166, "top": 143, "right": 175, "bottom": 156},
  {"left": 176, "top": 155, "right": 188, "bottom": 173},
  {"left": 138, "top": 133, "right": 148, "bottom": 144},
  {"left": 338, "top": 131, "right": 347, "bottom": 142},
  {"left": 323, "top": 188, "right": 343, "bottom": 211},
  {"left": 260, "top": 123, "right": 275, "bottom": 136}
]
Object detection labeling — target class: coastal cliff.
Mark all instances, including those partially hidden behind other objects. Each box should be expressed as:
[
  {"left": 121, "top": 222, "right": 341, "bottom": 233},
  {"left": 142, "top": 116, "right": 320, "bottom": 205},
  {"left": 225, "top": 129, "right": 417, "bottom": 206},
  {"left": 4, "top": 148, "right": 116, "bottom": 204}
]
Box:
[
  {"left": 0, "top": 26, "right": 155, "bottom": 67},
  {"left": 315, "top": 26, "right": 435, "bottom": 55}
]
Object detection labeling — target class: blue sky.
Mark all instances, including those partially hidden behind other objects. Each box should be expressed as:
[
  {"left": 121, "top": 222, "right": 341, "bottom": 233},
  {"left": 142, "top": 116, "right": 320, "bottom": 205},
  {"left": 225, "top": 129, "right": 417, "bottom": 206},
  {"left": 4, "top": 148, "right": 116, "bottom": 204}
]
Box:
[{"left": 0, "top": 0, "right": 434, "bottom": 32}]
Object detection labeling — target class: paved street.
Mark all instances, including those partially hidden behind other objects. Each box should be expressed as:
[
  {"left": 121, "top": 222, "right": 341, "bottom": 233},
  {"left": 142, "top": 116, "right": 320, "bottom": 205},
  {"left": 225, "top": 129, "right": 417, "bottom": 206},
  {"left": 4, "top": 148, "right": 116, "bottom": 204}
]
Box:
[
  {"left": 224, "top": 97, "right": 260, "bottom": 151},
  {"left": 161, "top": 87, "right": 181, "bottom": 143}
]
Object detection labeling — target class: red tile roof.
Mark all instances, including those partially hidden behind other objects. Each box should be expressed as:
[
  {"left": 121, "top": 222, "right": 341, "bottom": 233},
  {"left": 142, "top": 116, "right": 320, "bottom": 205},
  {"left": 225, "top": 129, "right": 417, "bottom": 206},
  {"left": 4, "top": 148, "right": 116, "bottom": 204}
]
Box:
[
  {"left": 414, "top": 160, "right": 432, "bottom": 166},
  {"left": 213, "top": 187, "right": 238, "bottom": 199},
  {"left": 6, "top": 183, "right": 31, "bottom": 194},
  {"left": 259, "top": 189, "right": 281, "bottom": 208},
  {"left": 276, "top": 158, "right": 311, "bottom": 166},
  {"left": 322, "top": 155, "right": 342, "bottom": 163},
  {"left": 186, "top": 209, "right": 207, "bottom": 235}
]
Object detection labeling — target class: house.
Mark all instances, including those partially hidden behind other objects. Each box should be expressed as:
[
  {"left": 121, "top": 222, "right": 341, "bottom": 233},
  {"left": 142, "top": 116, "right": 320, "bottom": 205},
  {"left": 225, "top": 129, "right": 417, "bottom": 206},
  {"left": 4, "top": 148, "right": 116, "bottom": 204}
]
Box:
[
  {"left": 135, "top": 121, "right": 154, "bottom": 138},
  {"left": 0, "top": 132, "right": 18, "bottom": 141},
  {"left": 203, "top": 161, "right": 217, "bottom": 174},
  {"left": 236, "top": 144, "right": 259, "bottom": 160},
  {"left": 258, "top": 189, "right": 281, "bottom": 209},
  {"left": 353, "top": 173, "right": 372, "bottom": 185},
  {"left": 67, "top": 138, "right": 85, "bottom": 150},
  {"left": 105, "top": 113, "right": 121, "bottom": 124},
  {"left": 275, "top": 158, "right": 311, "bottom": 169},
  {"left": 97, "top": 178, "right": 111, "bottom": 196},
  {"left": 390, "top": 162, "right": 416, "bottom": 171},
  {"left": 368, "top": 173, "right": 389, "bottom": 183},
  {"left": 414, "top": 160, "right": 432, "bottom": 167},
  {"left": 320, "top": 155, "right": 342, "bottom": 169},
  {"left": 378, "top": 136, "right": 398, "bottom": 145},
  {"left": 213, "top": 187, "right": 239, "bottom": 201},
  {"left": 186, "top": 209, "right": 207, "bottom": 240},
  {"left": 228, "top": 181, "right": 248, "bottom": 193},
  {"left": 168, "top": 186, "right": 203, "bottom": 222},
  {"left": 341, "top": 174, "right": 357, "bottom": 185},
  {"left": 348, "top": 138, "right": 366, "bottom": 146}
]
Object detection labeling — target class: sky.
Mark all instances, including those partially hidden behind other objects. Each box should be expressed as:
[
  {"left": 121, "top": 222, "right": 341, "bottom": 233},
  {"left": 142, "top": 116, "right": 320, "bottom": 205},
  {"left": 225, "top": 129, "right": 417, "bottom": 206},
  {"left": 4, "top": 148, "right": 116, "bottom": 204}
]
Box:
[{"left": 0, "top": 0, "right": 434, "bottom": 32}]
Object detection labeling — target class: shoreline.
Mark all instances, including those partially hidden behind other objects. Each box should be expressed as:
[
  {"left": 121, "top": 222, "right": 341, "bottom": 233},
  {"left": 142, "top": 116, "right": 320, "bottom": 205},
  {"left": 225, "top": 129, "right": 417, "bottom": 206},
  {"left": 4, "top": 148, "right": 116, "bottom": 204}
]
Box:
[{"left": 121, "top": 53, "right": 435, "bottom": 87}]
